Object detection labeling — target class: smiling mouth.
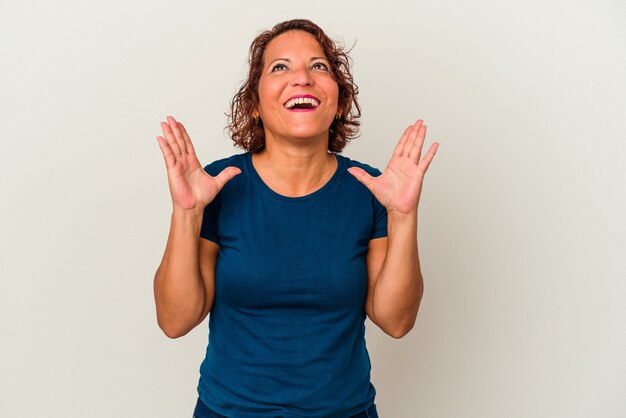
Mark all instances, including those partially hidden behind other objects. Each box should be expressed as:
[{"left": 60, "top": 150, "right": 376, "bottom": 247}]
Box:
[{"left": 283, "top": 96, "right": 321, "bottom": 110}]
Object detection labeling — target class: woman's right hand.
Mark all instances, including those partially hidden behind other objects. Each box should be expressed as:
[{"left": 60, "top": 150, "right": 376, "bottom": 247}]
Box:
[{"left": 156, "top": 116, "right": 241, "bottom": 212}]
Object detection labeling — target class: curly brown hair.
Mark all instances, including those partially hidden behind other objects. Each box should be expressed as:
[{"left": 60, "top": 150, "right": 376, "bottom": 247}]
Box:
[{"left": 227, "top": 19, "right": 361, "bottom": 153}]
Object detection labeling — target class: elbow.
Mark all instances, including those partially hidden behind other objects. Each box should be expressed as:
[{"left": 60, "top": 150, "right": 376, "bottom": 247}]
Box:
[
  {"left": 375, "top": 299, "right": 421, "bottom": 339},
  {"left": 377, "top": 305, "right": 420, "bottom": 339},
  {"left": 371, "top": 312, "right": 416, "bottom": 339},
  {"left": 385, "top": 320, "right": 415, "bottom": 339},
  {"left": 156, "top": 316, "right": 192, "bottom": 339},
  {"left": 161, "top": 326, "right": 188, "bottom": 339}
]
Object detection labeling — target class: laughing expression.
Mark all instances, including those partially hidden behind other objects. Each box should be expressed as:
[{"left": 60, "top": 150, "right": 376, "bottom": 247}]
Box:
[{"left": 256, "top": 30, "right": 339, "bottom": 146}]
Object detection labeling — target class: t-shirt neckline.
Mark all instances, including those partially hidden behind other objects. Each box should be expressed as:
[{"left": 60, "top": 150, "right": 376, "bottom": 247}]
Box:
[{"left": 246, "top": 152, "right": 344, "bottom": 202}]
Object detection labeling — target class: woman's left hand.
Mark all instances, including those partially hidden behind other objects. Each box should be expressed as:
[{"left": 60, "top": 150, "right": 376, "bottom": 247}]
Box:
[{"left": 348, "top": 120, "right": 439, "bottom": 217}]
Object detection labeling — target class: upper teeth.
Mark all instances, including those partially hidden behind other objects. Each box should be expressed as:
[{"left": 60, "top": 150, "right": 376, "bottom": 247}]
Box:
[{"left": 284, "top": 97, "right": 320, "bottom": 109}]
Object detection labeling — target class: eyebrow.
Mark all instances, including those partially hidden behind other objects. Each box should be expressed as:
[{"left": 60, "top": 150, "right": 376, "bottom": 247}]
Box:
[{"left": 268, "top": 57, "right": 329, "bottom": 65}]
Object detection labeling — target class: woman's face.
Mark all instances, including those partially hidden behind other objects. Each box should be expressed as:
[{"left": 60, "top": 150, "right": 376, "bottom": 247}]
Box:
[{"left": 256, "top": 30, "right": 339, "bottom": 146}]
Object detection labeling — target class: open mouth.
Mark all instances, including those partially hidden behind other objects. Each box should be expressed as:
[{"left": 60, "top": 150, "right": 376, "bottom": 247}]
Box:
[{"left": 283, "top": 96, "right": 320, "bottom": 110}]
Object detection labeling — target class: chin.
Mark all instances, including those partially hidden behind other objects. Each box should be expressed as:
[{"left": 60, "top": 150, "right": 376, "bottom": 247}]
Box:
[
  {"left": 276, "top": 124, "right": 328, "bottom": 140},
  {"left": 289, "top": 130, "right": 330, "bottom": 142}
]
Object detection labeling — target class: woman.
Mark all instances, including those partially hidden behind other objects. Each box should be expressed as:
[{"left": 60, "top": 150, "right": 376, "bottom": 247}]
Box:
[{"left": 154, "top": 19, "right": 438, "bottom": 418}]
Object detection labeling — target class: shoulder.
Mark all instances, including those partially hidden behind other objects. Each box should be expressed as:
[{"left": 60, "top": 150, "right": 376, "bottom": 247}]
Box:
[
  {"left": 337, "top": 154, "right": 383, "bottom": 177},
  {"left": 203, "top": 153, "right": 247, "bottom": 177}
]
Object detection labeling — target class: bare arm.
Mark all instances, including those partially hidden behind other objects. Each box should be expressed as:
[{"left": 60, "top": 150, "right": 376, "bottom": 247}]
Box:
[
  {"left": 364, "top": 214, "right": 422, "bottom": 338},
  {"left": 154, "top": 212, "right": 219, "bottom": 338},
  {"left": 153, "top": 116, "right": 239, "bottom": 338},
  {"left": 349, "top": 120, "right": 438, "bottom": 338}
]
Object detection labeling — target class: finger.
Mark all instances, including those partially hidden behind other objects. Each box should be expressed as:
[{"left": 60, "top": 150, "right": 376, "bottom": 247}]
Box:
[
  {"left": 178, "top": 122, "right": 197, "bottom": 157},
  {"left": 347, "top": 167, "right": 376, "bottom": 192},
  {"left": 161, "top": 121, "right": 182, "bottom": 157},
  {"left": 167, "top": 115, "right": 188, "bottom": 155},
  {"left": 213, "top": 166, "right": 242, "bottom": 191},
  {"left": 156, "top": 136, "right": 176, "bottom": 169},
  {"left": 403, "top": 120, "right": 424, "bottom": 156},
  {"left": 417, "top": 142, "right": 439, "bottom": 174},
  {"left": 398, "top": 120, "right": 423, "bottom": 158},
  {"left": 392, "top": 125, "right": 414, "bottom": 157},
  {"left": 401, "top": 123, "right": 419, "bottom": 158},
  {"left": 408, "top": 124, "right": 427, "bottom": 163}
]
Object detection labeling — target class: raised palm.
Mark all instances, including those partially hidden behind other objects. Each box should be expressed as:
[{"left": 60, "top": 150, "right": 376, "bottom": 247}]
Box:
[
  {"left": 348, "top": 120, "right": 438, "bottom": 216},
  {"left": 156, "top": 116, "right": 240, "bottom": 211}
]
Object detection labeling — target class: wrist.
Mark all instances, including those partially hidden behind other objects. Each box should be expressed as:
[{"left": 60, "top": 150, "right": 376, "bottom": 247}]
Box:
[
  {"left": 171, "top": 207, "right": 204, "bottom": 223},
  {"left": 386, "top": 209, "right": 418, "bottom": 237},
  {"left": 387, "top": 209, "right": 417, "bottom": 224}
]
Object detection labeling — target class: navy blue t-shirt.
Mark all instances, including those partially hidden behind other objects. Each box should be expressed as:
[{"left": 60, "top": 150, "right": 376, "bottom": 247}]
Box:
[{"left": 197, "top": 152, "right": 388, "bottom": 418}]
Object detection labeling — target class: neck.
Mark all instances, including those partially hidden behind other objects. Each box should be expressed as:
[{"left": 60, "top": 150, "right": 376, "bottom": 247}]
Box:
[{"left": 252, "top": 138, "right": 337, "bottom": 198}]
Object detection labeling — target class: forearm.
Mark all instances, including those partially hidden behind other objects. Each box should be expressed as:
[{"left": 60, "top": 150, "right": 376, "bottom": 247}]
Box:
[
  {"left": 153, "top": 209, "right": 205, "bottom": 338},
  {"left": 372, "top": 212, "right": 423, "bottom": 338}
]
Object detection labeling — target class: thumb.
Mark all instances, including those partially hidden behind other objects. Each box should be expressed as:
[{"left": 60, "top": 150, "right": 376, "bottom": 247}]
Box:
[
  {"left": 213, "top": 166, "right": 242, "bottom": 191},
  {"left": 347, "top": 167, "right": 376, "bottom": 192}
]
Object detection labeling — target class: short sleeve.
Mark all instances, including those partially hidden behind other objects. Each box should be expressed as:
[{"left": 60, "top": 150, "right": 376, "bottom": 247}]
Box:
[
  {"left": 196, "top": 153, "right": 245, "bottom": 245},
  {"left": 367, "top": 167, "right": 387, "bottom": 239},
  {"left": 200, "top": 198, "right": 220, "bottom": 244},
  {"left": 198, "top": 161, "right": 224, "bottom": 244},
  {"left": 371, "top": 196, "right": 388, "bottom": 239}
]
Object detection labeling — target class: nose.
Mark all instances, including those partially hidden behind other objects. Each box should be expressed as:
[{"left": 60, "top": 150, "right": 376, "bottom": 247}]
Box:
[{"left": 290, "top": 66, "right": 313, "bottom": 87}]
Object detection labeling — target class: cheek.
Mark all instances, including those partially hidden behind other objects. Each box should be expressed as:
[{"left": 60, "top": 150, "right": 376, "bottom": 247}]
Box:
[
  {"left": 258, "top": 83, "right": 282, "bottom": 112},
  {"left": 328, "top": 83, "right": 340, "bottom": 107},
  {"left": 257, "top": 78, "right": 270, "bottom": 103}
]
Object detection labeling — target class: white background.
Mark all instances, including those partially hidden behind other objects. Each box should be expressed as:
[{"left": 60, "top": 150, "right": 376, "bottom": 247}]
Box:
[{"left": 1, "top": 1, "right": 624, "bottom": 417}]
